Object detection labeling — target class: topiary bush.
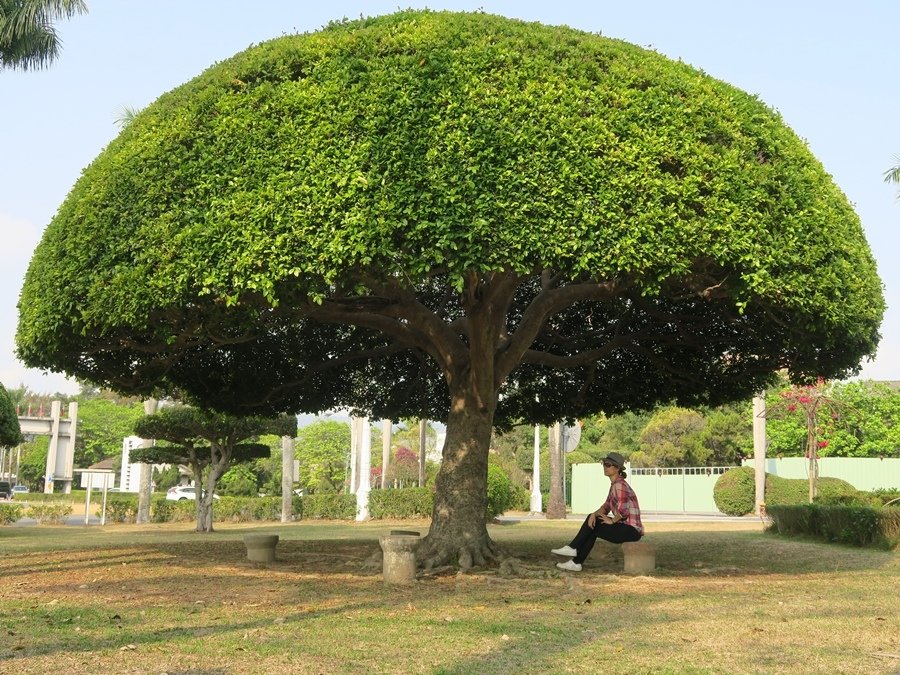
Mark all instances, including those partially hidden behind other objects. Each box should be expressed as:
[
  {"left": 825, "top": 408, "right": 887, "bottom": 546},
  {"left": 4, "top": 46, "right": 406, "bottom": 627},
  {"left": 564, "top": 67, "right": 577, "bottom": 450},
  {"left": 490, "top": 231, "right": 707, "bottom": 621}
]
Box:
[{"left": 713, "top": 466, "right": 756, "bottom": 515}]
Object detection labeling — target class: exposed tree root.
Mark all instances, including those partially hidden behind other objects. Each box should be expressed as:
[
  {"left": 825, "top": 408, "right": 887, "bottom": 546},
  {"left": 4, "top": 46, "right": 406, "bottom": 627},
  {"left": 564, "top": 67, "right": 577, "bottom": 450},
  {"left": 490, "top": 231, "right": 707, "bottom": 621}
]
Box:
[{"left": 416, "top": 533, "right": 506, "bottom": 571}]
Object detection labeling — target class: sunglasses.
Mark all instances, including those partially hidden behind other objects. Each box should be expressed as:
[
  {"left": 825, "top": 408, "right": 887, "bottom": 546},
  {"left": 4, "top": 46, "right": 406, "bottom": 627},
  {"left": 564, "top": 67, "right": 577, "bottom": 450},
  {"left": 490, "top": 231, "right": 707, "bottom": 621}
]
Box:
[{"left": 602, "top": 462, "right": 616, "bottom": 468}]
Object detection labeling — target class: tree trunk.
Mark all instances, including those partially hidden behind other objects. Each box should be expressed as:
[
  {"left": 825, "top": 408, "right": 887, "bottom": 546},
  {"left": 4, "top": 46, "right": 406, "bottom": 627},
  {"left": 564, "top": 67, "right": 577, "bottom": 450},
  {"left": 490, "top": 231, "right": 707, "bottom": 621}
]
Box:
[
  {"left": 546, "top": 422, "right": 566, "bottom": 518},
  {"left": 136, "top": 398, "right": 158, "bottom": 524},
  {"left": 417, "top": 392, "right": 502, "bottom": 570}
]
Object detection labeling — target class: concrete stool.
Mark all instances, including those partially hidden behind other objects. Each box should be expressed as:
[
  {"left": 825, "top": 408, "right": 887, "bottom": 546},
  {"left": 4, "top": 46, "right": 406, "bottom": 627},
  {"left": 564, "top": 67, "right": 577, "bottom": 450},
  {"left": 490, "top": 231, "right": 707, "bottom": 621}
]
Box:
[
  {"left": 622, "top": 541, "right": 655, "bottom": 574},
  {"left": 379, "top": 534, "right": 419, "bottom": 584},
  {"left": 244, "top": 534, "right": 279, "bottom": 563}
]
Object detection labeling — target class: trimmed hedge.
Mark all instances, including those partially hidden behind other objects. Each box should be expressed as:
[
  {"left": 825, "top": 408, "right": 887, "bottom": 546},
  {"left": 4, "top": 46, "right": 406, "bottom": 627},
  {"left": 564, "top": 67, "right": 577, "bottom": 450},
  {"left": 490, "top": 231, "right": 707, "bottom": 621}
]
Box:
[
  {"left": 714, "top": 467, "right": 862, "bottom": 516},
  {"left": 768, "top": 504, "right": 900, "bottom": 549},
  {"left": 302, "top": 493, "right": 356, "bottom": 520},
  {"left": 713, "top": 466, "right": 756, "bottom": 516},
  {"left": 26, "top": 502, "right": 73, "bottom": 524},
  {"left": 369, "top": 487, "right": 432, "bottom": 519}
]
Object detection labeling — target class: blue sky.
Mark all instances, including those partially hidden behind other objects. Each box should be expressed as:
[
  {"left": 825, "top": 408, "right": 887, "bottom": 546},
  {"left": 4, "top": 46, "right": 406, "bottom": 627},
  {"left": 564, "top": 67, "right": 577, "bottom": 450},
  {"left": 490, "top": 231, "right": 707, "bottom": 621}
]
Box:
[{"left": 2, "top": 0, "right": 898, "bottom": 395}]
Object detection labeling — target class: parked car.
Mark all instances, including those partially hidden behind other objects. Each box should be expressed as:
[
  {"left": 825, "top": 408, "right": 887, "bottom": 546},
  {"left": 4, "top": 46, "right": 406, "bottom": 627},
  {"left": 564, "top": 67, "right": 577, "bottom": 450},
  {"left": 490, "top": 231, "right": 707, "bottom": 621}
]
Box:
[
  {"left": 165, "top": 485, "right": 219, "bottom": 501},
  {"left": 11, "top": 485, "right": 29, "bottom": 496},
  {"left": 0, "top": 481, "right": 12, "bottom": 500}
]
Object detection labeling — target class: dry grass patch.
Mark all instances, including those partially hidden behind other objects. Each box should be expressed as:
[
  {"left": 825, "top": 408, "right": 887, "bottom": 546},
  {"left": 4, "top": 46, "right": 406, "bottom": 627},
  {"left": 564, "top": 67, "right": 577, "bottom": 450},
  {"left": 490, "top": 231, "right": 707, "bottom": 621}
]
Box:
[{"left": 0, "top": 519, "right": 896, "bottom": 674}]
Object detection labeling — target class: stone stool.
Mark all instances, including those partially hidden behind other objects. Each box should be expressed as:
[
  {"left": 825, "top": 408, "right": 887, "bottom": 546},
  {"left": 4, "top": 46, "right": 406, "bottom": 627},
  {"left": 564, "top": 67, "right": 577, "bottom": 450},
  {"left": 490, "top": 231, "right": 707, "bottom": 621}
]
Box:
[
  {"left": 244, "top": 534, "right": 279, "bottom": 563},
  {"left": 622, "top": 541, "right": 655, "bottom": 574},
  {"left": 379, "top": 533, "right": 419, "bottom": 584}
]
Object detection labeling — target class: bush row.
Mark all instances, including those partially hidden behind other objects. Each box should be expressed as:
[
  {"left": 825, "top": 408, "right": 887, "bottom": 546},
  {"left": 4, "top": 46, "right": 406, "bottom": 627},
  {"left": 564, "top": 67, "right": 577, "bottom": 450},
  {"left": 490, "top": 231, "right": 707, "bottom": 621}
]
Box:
[
  {"left": 713, "top": 467, "right": 874, "bottom": 516},
  {"left": 0, "top": 502, "right": 72, "bottom": 524},
  {"left": 767, "top": 504, "right": 900, "bottom": 549},
  {"left": 2, "top": 482, "right": 541, "bottom": 526}
]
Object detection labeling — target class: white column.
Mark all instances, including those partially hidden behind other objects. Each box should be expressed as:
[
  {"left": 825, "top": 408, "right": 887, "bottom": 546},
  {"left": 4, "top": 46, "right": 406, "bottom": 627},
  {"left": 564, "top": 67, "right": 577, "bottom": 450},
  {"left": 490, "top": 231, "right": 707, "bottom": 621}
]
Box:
[
  {"left": 753, "top": 394, "right": 767, "bottom": 516},
  {"left": 281, "top": 435, "right": 295, "bottom": 523},
  {"left": 356, "top": 417, "right": 371, "bottom": 521},
  {"left": 530, "top": 424, "right": 542, "bottom": 513},
  {"left": 381, "top": 419, "right": 391, "bottom": 489},
  {"left": 349, "top": 417, "right": 360, "bottom": 494}
]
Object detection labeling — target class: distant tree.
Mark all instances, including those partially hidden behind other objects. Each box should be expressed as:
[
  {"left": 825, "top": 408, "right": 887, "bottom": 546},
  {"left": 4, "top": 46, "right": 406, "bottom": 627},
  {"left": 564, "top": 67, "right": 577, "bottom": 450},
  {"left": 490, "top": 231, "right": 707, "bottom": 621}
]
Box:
[
  {"left": 295, "top": 420, "right": 349, "bottom": 494},
  {"left": 131, "top": 406, "right": 296, "bottom": 532},
  {"left": 0, "top": 383, "right": 23, "bottom": 447},
  {"left": 632, "top": 407, "right": 709, "bottom": 467},
  {"left": 73, "top": 397, "right": 144, "bottom": 467},
  {"left": 388, "top": 446, "right": 420, "bottom": 488},
  {"left": 218, "top": 464, "right": 259, "bottom": 497},
  {"left": 595, "top": 412, "right": 653, "bottom": 461},
  {"left": 699, "top": 403, "right": 752, "bottom": 465},
  {"left": 0, "top": 0, "right": 87, "bottom": 71}
]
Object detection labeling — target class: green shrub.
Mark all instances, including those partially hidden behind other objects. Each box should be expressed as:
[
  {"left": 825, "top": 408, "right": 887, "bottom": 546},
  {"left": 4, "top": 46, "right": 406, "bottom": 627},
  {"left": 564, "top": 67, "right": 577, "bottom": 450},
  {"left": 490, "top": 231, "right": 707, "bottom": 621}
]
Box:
[
  {"left": 713, "top": 466, "right": 756, "bottom": 516},
  {"left": 369, "top": 488, "right": 433, "bottom": 519},
  {"left": 0, "top": 503, "right": 24, "bottom": 524},
  {"left": 303, "top": 493, "right": 356, "bottom": 519},
  {"left": 768, "top": 504, "right": 900, "bottom": 549},
  {"left": 486, "top": 464, "right": 514, "bottom": 520},
  {"left": 106, "top": 494, "right": 139, "bottom": 523},
  {"left": 871, "top": 488, "right": 900, "bottom": 507},
  {"left": 27, "top": 502, "right": 73, "bottom": 524},
  {"left": 509, "top": 485, "right": 531, "bottom": 512}
]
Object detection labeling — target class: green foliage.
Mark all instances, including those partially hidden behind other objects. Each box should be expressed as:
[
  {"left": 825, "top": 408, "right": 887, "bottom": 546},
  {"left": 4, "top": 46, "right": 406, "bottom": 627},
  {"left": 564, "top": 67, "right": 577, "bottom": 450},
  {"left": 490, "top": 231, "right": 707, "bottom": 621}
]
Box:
[
  {"left": 766, "top": 474, "right": 857, "bottom": 507},
  {"left": 0, "top": 383, "right": 24, "bottom": 448},
  {"left": 0, "top": 503, "right": 25, "bottom": 524},
  {"left": 18, "top": 10, "right": 883, "bottom": 427},
  {"left": 486, "top": 464, "right": 514, "bottom": 520},
  {"left": 73, "top": 397, "right": 143, "bottom": 468},
  {"left": 218, "top": 464, "right": 259, "bottom": 497},
  {"left": 153, "top": 465, "right": 181, "bottom": 492},
  {"left": 301, "top": 493, "right": 356, "bottom": 520},
  {"left": 26, "top": 501, "right": 72, "bottom": 524},
  {"left": 213, "top": 496, "right": 282, "bottom": 522},
  {"left": 594, "top": 412, "right": 653, "bottom": 461},
  {"left": 633, "top": 407, "right": 709, "bottom": 467},
  {"left": 368, "top": 487, "right": 433, "bottom": 519},
  {"left": 767, "top": 504, "right": 900, "bottom": 549},
  {"left": 713, "top": 467, "right": 860, "bottom": 515},
  {"left": 713, "top": 466, "right": 757, "bottom": 516},
  {"left": 295, "top": 420, "right": 349, "bottom": 494},
  {"left": 105, "top": 494, "right": 139, "bottom": 523}
]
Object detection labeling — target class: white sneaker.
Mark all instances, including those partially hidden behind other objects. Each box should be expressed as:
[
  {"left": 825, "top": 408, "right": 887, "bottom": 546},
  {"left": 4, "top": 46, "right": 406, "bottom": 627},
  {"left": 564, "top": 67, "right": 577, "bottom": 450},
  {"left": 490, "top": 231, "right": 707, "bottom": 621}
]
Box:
[
  {"left": 550, "top": 545, "right": 577, "bottom": 557},
  {"left": 556, "top": 560, "right": 582, "bottom": 572}
]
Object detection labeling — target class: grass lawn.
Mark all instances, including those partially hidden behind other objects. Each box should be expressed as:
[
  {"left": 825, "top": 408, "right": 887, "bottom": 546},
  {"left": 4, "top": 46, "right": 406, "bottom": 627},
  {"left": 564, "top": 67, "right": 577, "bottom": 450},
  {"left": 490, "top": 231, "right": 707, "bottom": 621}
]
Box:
[{"left": 0, "top": 518, "right": 897, "bottom": 674}]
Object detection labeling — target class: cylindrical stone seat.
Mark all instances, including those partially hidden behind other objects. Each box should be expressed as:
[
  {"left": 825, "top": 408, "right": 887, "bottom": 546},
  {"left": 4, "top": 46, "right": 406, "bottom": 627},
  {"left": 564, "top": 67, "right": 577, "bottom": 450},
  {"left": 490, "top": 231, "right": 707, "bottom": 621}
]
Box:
[
  {"left": 244, "top": 534, "right": 279, "bottom": 563},
  {"left": 622, "top": 541, "right": 655, "bottom": 574},
  {"left": 379, "top": 534, "right": 419, "bottom": 584}
]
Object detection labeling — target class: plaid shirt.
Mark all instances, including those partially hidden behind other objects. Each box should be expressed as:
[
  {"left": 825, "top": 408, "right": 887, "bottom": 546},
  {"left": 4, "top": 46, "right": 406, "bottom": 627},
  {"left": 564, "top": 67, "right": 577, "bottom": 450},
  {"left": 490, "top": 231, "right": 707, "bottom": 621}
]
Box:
[{"left": 601, "top": 477, "right": 643, "bottom": 534}]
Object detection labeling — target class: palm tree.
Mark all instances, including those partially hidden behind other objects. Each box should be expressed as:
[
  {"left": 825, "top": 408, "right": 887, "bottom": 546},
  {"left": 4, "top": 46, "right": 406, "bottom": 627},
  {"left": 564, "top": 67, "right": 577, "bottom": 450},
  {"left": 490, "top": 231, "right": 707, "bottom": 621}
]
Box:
[
  {"left": 0, "top": 0, "right": 87, "bottom": 71},
  {"left": 885, "top": 155, "right": 900, "bottom": 196}
]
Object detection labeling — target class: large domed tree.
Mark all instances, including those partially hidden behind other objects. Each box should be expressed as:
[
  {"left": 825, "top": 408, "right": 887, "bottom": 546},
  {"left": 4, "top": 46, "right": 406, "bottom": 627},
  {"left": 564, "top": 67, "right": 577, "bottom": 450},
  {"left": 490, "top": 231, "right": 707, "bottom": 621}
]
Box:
[{"left": 17, "top": 11, "right": 884, "bottom": 567}]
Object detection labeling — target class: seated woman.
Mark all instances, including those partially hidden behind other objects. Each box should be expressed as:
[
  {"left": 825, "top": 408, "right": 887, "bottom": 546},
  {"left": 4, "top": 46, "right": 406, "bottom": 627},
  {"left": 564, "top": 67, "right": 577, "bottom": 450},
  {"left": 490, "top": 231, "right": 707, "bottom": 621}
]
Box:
[{"left": 551, "top": 452, "right": 643, "bottom": 571}]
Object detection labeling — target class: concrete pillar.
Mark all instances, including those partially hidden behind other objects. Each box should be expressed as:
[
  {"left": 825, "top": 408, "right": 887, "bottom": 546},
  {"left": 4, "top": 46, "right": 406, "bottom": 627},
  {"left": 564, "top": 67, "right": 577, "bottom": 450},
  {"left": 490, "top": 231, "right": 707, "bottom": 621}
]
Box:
[
  {"left": 379, "top": 534, "right": 419, "bottom": 584},
  {"left": 281, "top": 435, "right": 295, "bottom": 523},
  {"left": 530, "top": 424, "right": 542, "bottom": 513},
  {"left": 356, "top": 417, "right": 371, "bottom": 521},
  {"left": 381, "top": 419, "right": 391, "bottom": 489},
  {"left": 753, "top": 394, "right": 766, "bottom": 516}
]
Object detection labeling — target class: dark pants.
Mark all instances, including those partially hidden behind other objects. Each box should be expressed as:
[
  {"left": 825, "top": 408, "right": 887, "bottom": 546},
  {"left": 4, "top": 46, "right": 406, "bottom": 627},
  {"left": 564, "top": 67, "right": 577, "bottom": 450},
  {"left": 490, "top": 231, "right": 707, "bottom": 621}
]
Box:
[{"left": 569, "top": 515, "right": 641, "bottom": 564}]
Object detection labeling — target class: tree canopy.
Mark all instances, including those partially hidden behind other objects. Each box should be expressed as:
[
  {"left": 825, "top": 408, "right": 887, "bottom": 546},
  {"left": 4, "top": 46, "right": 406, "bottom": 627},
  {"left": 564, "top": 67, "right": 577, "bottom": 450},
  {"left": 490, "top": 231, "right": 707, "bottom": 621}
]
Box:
[
  {"left": 131, "top": 406, "right": 296, "bottom": 532},
  {"left": 0, "top": 383, "right": 24, "bottom": 448},
  {"left": 16, "top": 10, "right": 885, "bottom": 565}
]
